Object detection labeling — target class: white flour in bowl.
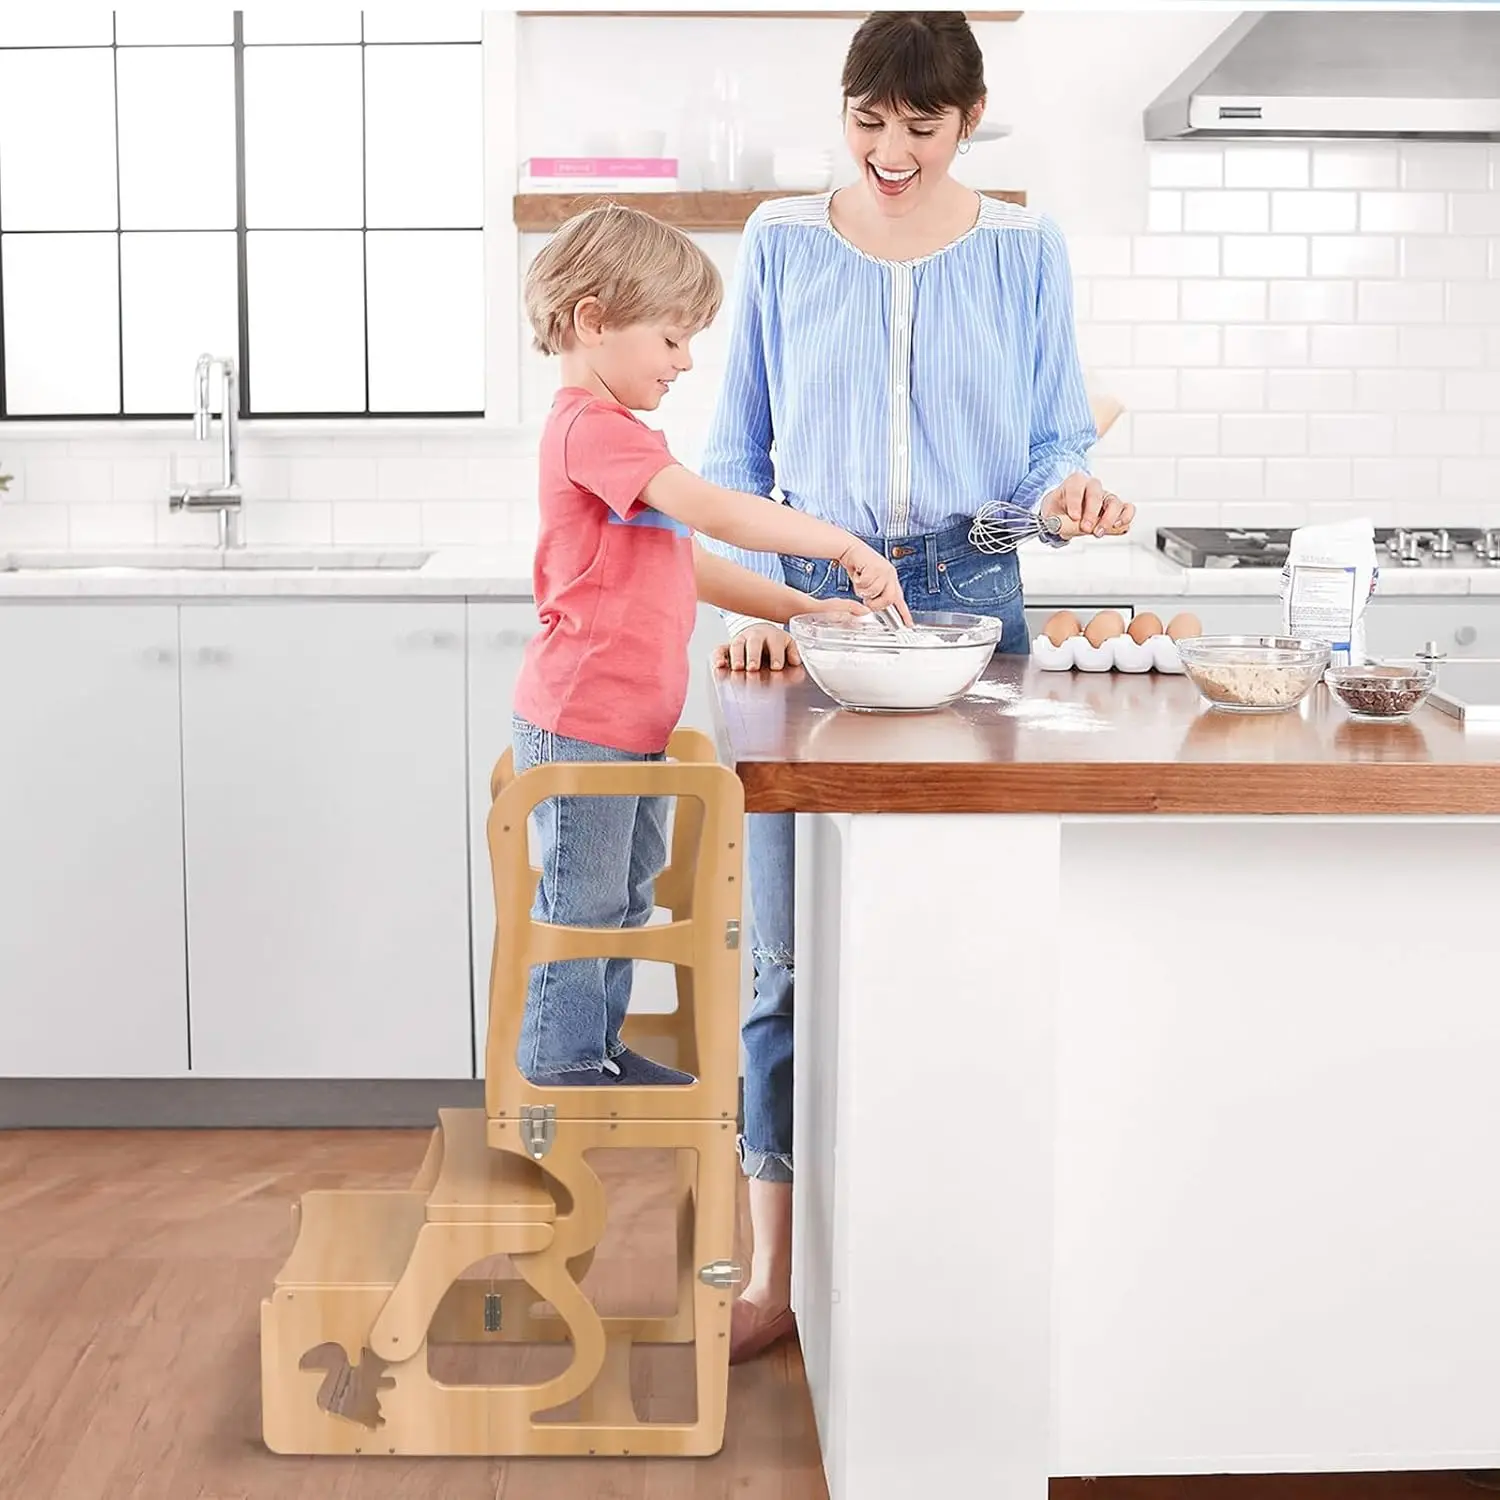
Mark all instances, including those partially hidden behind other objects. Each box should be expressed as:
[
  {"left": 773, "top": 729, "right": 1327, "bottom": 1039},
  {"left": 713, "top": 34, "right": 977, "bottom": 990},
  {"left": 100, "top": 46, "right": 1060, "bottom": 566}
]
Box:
[{"left": 801, "top": 639, "right": 993, "bottom": 710}]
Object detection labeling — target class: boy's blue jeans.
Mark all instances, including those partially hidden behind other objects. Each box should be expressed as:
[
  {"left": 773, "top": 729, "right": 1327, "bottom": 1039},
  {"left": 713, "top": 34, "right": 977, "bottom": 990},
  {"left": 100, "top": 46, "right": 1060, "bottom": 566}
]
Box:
[
  {"left": 510, "top": 716, "right": 667, "bottom": 1079},
  {"left": 739, "top": 519, "right": 1032, "bottom": 1182}
]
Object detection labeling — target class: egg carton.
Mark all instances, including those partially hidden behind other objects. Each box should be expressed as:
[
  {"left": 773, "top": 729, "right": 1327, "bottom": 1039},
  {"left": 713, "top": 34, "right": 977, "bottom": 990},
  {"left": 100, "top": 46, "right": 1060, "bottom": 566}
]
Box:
[{"left": 1032, "top": 633, "right": 1185, "bottom": 674}]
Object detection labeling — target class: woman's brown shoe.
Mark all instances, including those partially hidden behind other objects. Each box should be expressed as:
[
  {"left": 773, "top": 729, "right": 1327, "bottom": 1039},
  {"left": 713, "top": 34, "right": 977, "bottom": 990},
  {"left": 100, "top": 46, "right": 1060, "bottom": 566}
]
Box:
[{"left": 729, "top": 1298, "right": 797, "bottom": 1365}]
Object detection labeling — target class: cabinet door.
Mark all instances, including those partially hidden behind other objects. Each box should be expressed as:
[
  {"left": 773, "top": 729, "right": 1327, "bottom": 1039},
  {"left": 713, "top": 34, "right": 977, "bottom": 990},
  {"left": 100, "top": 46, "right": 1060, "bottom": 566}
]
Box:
[
  {"left": 0, "top": 603, "right": 188, "bottom": 1077},
  {"left": 465, "top": 603, "right": 733, "bottom": 1067},
  {"left": 180, "top": 603, "right": 471, "bottom": 1078}
]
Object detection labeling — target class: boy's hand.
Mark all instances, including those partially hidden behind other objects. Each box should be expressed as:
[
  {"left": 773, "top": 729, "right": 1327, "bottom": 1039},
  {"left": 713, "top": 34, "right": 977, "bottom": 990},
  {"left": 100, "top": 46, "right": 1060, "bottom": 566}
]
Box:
[{"left": 839, "top": 541, "right": 911, "bottom": 621}]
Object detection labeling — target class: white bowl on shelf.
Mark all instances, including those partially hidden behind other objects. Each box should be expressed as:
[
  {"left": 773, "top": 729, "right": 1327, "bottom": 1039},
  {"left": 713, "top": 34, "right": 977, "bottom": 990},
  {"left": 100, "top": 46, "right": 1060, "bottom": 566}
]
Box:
[{"left": 772, "top": 146, "right": 834, "bottom": 191}]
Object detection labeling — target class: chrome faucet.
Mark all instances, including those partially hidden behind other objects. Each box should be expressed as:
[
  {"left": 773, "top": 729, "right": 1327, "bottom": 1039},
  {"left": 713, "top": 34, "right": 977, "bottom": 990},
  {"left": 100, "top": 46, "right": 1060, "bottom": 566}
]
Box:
[{"left": 169, "top": 353, "right": 243, "bottom": 548}]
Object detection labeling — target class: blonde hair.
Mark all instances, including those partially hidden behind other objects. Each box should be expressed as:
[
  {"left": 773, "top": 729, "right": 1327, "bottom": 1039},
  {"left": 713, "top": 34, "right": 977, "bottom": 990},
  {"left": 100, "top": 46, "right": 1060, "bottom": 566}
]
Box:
[{"left": 523, "top": 202, "right": 723, "bottom": 355}]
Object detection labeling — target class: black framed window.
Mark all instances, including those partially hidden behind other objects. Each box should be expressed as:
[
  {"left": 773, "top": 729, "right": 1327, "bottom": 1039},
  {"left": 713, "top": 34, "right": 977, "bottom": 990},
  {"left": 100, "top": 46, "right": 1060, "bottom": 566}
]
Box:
[{"left": 0, "top": 11, "right": 484, "bottom": 421}]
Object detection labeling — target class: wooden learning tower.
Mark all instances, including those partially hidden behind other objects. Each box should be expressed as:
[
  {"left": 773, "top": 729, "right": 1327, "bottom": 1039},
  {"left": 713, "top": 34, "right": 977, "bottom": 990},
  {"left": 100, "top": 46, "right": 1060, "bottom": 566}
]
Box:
[{"left": 260, "top": 728, "right": 747, "bottom": 1457}]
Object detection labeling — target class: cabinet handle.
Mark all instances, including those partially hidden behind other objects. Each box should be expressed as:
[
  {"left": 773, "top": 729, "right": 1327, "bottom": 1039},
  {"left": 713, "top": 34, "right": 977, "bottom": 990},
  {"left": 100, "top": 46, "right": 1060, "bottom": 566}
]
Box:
[
  {"left": 1455, "top": 625, "right": 1478, "bottom": 647},
  {"left": 489, "top": 629, "right": 533, "bottom": 649},
  {"left": 409, "top": 628, "right": 460, "bottom": 649},
  {"left": 196, "top": 646, "right": 230, "bottom": 665},
  {"left": 141, "top": 646, "right": 176, "bottom": 665}
]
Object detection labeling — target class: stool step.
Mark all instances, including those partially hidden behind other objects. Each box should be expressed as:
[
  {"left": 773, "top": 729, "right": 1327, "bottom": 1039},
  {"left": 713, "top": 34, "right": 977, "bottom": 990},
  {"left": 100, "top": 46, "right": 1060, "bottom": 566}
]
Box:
[
  {"left": 274, "top": 1190, "right": 426, "bottom": 1290},
  {"left": 426, "top": 1107, "right": 557, "bottom": 1225}
]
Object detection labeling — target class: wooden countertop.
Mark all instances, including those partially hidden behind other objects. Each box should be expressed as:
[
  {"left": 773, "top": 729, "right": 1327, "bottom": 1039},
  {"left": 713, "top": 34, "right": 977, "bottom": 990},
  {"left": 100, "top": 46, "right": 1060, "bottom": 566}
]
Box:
[{"left": 711, "top": 658, "right": 1500, "bottom": 815}]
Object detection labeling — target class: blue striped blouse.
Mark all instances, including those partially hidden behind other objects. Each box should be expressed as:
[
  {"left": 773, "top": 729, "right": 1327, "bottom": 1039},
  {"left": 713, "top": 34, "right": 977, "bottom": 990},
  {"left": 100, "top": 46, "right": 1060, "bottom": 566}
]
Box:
[{"left": 697, "top": 192, "right": 1097, "bottom": 633}]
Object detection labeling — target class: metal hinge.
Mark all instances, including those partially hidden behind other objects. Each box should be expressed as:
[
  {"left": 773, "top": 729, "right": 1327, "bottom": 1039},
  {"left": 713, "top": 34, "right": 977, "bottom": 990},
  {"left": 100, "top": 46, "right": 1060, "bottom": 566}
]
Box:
[
  {"left": 483, "top": 1292, "right": 503, "bottom": 1332},
  {"left": 698, "top": 1260, "right": 744, "bottom": 1289},
  {"left": 519, "top": 1104, "right": 556, "bottom": 1160},
  {"left": 725, "top": 920, "right": 741, "bottom": 951}
]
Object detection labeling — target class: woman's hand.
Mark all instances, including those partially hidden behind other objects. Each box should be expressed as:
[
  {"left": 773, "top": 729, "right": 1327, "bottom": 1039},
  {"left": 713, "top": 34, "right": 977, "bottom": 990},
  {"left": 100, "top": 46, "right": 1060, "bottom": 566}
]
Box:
[
  {"left": 713, "top": 599, "right": 866, "bottom": 671},
  {"left": 839, "top": 541, "right": 911, "bottom": 620},
  {"left": 1040, "top": 474, "right": 1135, "bottom": 540}
]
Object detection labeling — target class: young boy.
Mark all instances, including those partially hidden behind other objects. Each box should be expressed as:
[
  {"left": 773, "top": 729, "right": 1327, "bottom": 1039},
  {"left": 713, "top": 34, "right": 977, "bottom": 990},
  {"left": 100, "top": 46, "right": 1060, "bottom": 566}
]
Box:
[{"left": 512, "top": 202, "right": 909, "bottom": 1087}]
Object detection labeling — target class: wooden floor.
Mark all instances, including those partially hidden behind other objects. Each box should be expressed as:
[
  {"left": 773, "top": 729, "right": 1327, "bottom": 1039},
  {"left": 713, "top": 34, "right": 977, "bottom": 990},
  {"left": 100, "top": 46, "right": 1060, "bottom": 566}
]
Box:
[{"left": 0, "top": 1129, "right": 1492, "bottom": 1500}]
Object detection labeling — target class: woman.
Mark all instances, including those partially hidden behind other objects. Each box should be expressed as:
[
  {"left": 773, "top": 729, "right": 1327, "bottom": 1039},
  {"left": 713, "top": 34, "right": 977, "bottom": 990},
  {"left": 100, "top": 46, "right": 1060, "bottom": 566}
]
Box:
[{"left": 698, "top": 10, "right": 1134, "bottom": 1363}]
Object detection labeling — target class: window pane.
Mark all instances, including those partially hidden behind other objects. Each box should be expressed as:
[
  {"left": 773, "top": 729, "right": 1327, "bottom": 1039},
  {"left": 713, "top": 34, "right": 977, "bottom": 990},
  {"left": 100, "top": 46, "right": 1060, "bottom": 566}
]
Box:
[
  {"left": 118, "top": 48, "right": 236, "bottom": 229},
  {"left": 367, "top": 230, "right": 483, "bottom": 412},
  {"left": 2, "top": 233, "right": 120, "bottom": 413},
  {"left": 364, "top": 44, "right": 482, "bottom": 228},
  {"left": 121, "top": 232, "right": 238, "bottom": 413},
  {"left": 243, "top": 46, "right": 363, "bottom": 228},
  {"left": 0, "top": 49, "right": 117, "bottom": 230},
  {"left": 242, "top": 14, "right": 361, "bottom": 43},
  {"left": 0, "top": 17, "right": 112, "bottom": 45},
  {"left": 247, "top": 231, "right": 365, "bottom": 412},
  {"left": 115, "top": 13, "right": 234, "bottom": 44},
  {"left": 363, "top": 13, "right": 482, "bottom": 42}
]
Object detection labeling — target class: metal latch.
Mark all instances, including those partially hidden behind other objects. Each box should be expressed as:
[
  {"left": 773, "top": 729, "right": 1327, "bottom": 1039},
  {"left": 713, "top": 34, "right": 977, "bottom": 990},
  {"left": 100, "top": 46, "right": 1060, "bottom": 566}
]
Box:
[
  {"left": 519, "top": 1104, "right": 556, "bottom": 1160},
  {"left": 725, "top": 920, "right": 741, "bottom": 951},
  {"left": 483, "top": 1292, "right": 503, "bottom": 1332},
  {"left": 698, "top": 1260, "right": 744, "bottom": 1289}
]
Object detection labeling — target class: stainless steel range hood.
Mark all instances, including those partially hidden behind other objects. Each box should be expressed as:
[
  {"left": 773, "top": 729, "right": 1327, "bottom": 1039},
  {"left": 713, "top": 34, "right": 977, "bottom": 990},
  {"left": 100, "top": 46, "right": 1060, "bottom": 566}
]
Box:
[{"left": 1144, "top": 11, "right": 1500, "bottom": 141}]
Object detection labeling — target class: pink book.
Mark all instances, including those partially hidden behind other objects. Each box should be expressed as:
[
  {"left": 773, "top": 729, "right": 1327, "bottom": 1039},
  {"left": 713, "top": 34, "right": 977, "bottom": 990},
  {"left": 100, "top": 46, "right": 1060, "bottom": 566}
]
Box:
[{"left": 523, "top": 156, "right": 678, "bottom": 179}]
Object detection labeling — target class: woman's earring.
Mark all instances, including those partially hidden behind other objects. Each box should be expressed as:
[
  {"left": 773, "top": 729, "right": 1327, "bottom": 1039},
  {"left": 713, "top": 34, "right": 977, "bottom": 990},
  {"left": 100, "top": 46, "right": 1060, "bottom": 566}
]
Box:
[{"left": 958, "top": 136, "right": 972, "bottom": 155}]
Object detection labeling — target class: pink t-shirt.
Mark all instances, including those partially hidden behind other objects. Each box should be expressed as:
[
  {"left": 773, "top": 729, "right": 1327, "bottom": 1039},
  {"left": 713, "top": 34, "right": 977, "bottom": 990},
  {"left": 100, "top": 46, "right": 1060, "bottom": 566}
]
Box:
[{"left": 512, "top": 387, "right": 696, "bottom": 754}]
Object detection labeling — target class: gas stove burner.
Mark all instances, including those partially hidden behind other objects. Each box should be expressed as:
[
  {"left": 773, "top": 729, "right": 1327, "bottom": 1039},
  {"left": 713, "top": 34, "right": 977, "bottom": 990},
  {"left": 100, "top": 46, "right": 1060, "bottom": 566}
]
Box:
[
  {"left": 1159, "top": 524, "right": 1500, "bottom": 570},
  {"left": 1156, "top": 527, "right": 1292, "bottom": 569},
  {"left": 1375, "top": 527, "right": 1489, "bottom": 566}
]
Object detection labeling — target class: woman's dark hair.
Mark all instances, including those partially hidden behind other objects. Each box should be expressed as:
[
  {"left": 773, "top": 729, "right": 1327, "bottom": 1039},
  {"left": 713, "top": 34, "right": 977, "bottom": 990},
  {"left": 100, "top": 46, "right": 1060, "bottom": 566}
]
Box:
[{"left": 841, "top": 11, "right": 986, "bottom": 123}]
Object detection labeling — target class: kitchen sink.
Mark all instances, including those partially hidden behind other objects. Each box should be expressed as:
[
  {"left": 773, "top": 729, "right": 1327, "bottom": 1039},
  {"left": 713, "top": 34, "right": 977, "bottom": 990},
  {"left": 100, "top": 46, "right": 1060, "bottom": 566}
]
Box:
[{"left": 0, "top": 547, "right": 434, "bottom": 573}]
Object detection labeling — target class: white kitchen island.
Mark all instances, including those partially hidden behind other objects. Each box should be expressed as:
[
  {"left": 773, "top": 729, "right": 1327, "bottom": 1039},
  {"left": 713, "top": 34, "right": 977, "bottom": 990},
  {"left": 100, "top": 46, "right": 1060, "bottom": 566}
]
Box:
[{"left": 714, "top": 658, "right": 1500, "bottom": 1500}]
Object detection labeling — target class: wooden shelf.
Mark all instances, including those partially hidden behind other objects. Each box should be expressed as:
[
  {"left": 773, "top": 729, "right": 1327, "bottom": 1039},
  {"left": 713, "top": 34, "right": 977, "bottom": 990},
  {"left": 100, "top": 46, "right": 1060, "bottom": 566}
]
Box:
[
  {"left": 520, "top": 11, "right": 1021, "bottom": 19},
  {"left": 515, "top": 187, "right": 1026, "bottom": 232}
]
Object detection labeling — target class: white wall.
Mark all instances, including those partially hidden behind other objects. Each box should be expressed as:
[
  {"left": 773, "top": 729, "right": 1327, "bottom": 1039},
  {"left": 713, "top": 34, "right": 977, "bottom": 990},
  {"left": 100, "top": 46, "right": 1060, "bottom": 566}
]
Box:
[{"left": 2, "top": 9, "right": 1498, "bottom": 551}]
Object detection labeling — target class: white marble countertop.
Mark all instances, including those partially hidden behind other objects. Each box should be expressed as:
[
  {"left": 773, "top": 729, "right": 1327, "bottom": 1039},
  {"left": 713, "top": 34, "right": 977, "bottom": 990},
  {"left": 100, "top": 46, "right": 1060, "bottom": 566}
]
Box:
[{"left": 3, "top": 538, "right": 1499, "bottom": 600}]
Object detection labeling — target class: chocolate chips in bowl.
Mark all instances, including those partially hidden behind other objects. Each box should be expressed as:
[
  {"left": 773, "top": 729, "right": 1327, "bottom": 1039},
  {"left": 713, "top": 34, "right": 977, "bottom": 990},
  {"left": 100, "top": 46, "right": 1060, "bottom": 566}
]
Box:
[{"left": 1323, "top": 662, "right": 1435, "bottom": 721}]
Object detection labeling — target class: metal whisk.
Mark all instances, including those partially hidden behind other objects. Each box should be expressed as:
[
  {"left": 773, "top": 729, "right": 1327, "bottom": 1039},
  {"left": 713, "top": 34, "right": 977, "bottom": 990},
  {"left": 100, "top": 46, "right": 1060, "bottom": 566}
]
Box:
[{"left": 968, "top": 497, "right": 1065, "bottom": 556}]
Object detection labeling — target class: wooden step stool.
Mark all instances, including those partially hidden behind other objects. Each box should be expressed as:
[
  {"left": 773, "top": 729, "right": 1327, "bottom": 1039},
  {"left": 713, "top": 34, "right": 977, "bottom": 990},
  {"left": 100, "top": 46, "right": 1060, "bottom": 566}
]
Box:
[{"left": 261, "top": 727, "right": 747, "bottom": 1457}]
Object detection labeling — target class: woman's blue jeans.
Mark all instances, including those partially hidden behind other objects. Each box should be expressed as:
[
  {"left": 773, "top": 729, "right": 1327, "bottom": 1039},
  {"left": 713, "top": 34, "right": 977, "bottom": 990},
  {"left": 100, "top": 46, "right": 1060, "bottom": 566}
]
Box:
[{"left": 738, "top": 518, "right": 1032, "bottom": 1182}]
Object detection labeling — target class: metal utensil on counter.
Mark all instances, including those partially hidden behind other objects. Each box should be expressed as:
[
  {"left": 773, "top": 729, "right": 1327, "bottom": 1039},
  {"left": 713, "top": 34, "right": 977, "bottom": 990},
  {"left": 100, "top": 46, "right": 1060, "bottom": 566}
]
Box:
[{"left": 968, "top": 497, "right": 1065, "bottom": 555}]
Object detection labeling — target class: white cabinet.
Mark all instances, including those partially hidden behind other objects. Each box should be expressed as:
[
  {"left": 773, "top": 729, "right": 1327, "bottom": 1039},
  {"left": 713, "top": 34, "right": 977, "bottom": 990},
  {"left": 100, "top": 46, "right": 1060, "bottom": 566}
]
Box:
[
  {"left": 465, "top": 602, "right": 731, "bottom": 1068},
  {"left": 179, "top": 602, "right": 472, "bottom": 1078},
  {"left": 0, "top": 604, "right": 188, "bottom": 1077}
]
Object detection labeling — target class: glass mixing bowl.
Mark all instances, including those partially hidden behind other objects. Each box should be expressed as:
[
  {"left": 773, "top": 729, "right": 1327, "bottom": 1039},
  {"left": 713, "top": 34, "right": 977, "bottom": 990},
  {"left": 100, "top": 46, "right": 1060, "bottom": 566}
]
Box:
[
  {"left": 1173, "top": 635, "right": 1331, "bottom": 714},
  {"left": 786, "top": 610, "right": 1001, "bottom": 712},
  {"left": 1323, "top": 662, "right": 1435, "bottom": 721}
]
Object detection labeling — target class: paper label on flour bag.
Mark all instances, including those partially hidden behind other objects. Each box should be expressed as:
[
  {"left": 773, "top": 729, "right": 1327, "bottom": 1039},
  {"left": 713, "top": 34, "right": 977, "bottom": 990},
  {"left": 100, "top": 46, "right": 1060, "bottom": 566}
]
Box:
[
  {"left": 1286, "top": 564, "right": 1357, "bottom": 654},
  {"left": 1279, "top": 518, "right": 1377, "bottom": 668}
]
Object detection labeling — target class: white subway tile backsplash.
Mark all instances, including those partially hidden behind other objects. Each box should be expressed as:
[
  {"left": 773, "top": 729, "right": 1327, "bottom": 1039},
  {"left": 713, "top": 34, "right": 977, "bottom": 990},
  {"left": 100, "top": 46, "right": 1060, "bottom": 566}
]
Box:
[
  {"left": 1400, "top": 325, "right": 1486, "bottom": 368},
  {"left": 67, "top": 503, "right": 156, "bottom": 547},
  {"left": 1068, "top": 234, "right": 1133, "bottom": 277},
  {"left": 1272, "top": 191, "right": 1357, "bottom": 234},
  {"left": 1132, "top": 235, "right": 1218, "bottom": 277},
  {"left": 1149, "top": 147, "right": 1222, "bottom": 189},
  {"left": 1397, "top": 413, "right": 1485, "bottom": 456},
  {"left": 1352, "top": 458, "right": 1441, "bottom": 503},
  {"left": 1445, "top": 372, "right": 1500, "bottom": 411},
  {"left": 1147, "top": 191, "right": 1182, "bottom": 233},
  {"left": 1093, "top": 457, "right": 1177, "bottom": 501},
  {"left": 1177, "top": 369, "right": 1266, "bottom": 413},
  {"left": 1222, "top": 236, "right": 1307, "bottom": 278},
  {"left": 1222, "top": 414, "right": 1307, "bottom": 456},
  {"left": 1311, "top": 235, "right": 1397, "bottom": 277},
  {"left": 1311, "top": 148, "right": 1398, "bottom": 191},
  {"left": 1440, "top": 458, "right": 1500, "bottom": 499},
  {"left": 1225, "top": 325, "right": 1309, "bottom": 367},
  {"left": 1360, "top": 192, "right": 1447, "bottom": 234},
  {"left": 1090, "top": 367, "right": 1178, "bottom": 411},
  {"left": 1179, "top": 279, "right": 1267, "bottom": 323},
  {"left": 420, "top": 500, "right": 512, "bottom": 546},
  {"left": 1485, "top": 416, "right": 1500, "bottom": 457},
  {"left": 1268, "top": 370, "right": 1354, "bottom": 412},
  {"left": 1072, "top": 279, "right": 1093, "bottom": 322},
  {"left": 1132, "top": 414, "right": 1218, "bottom": 457},
  {"left": 1449, "top": 193, "right": 1500, "bottom": 235},
  {"left": 1265, "top": 458, "right": 1353, "bottom": 502},
  {"left": 24, "top": 458, "right": 113, "bottom": 505},
  {"left": 109, "top": 457, "right": 172, "bottom": 505},
  {"left": 1221, "top": 501, "right": 1308, "bottom": 530},
  {"left": 1183, "top": 191, "right": 1268, "bottom": 234},
  {"left": 244, "top": 502, "right": 335, "bottom": 546},
  {"left": 1401, "top": 144, "right": 1491, "bottom": 192},
  {"left": 1270, "top": 280, "right": 1356, "bottom": 323},
  {"left": 332, "top": 501, "right": 425, "bottom": 545},
  {"left": 1311, "top": 325, "right": 1399, "bottom": 367},
  {"left": 1308, "top": 499, "right": 1396, "bottom": 527},
  {"left": 1447, "top": 282, "right": 1500, "bottom": 325},
  {"left": 1092, "top": 278, "right": 1178, "bottom": 322},
  {"left": 1358, "top": 370, "right": 1443, "bottom": 413},
  {"left": 1224, "top": 147, "right": 1308, "bottom": 190},
  {"left": 0, "top": 504, "right": 69, "bottom": 546},
  {"left": 1310, "top": 414, "right": 1395, "bottom": 456},
  {"left": 284, "top": 456, "right": 380, "bottom": 501},
  {"left": 1401, "top": 236, "right": 1489, "bottom": 280},
  {"left": 1077, "top": 324, "right": 1135, "bottom": 366},
  {"left": 375, "top": 456, "right": 471, "bottom": 502},
  {"left": 1177, "top": 458, "right": 1264, "bottom": 500},
  {"left": 1132, "top": 324, "right": 1221, "bottom": 367},
  {"left": 1356, "top": 280, "right": 1445, "bottom": 324}
]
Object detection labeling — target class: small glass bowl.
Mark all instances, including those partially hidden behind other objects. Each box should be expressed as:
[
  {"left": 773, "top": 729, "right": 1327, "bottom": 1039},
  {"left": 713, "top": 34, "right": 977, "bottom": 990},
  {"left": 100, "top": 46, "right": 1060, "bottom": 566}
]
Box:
[
  {"left": 1173, "top": 635, "right": 1331, "bottom": 714},
  {"left": 1323, "top": 663, "right": 1435, "bottom": 721},
  {"left": 786, "top": 610, "right": 1001, "bottom": 713}
]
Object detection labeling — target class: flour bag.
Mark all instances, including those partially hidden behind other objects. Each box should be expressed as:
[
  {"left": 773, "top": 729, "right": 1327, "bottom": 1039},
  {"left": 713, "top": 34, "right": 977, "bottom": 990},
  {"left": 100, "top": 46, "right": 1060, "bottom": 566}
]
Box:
[{"left": 1279, "top": 519, "right": 1379, "bottom": 667}]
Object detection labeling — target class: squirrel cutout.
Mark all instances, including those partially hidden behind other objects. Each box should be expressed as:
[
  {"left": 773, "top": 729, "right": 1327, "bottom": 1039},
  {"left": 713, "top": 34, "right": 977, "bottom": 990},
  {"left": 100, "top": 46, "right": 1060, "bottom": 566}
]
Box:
[{"left": 299, "top": 1342, "right": 396, "bottom": 1429}]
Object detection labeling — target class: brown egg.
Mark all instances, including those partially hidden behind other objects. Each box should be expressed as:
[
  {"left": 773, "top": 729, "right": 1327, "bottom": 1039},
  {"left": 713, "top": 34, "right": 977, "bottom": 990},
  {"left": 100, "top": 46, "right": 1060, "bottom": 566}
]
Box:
[
  {"left": 1083, "top": 609, "right": 1125, "bottom": 648},
  {"left": 1043, "top": 610, "right": 1081, "bottom": 646},
  {"left": 1127, "top": 611, "right": 1163, "bottom": 644},
  {"left": 1166, "top": 611, "right": 1203, "bottom": 641}
]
